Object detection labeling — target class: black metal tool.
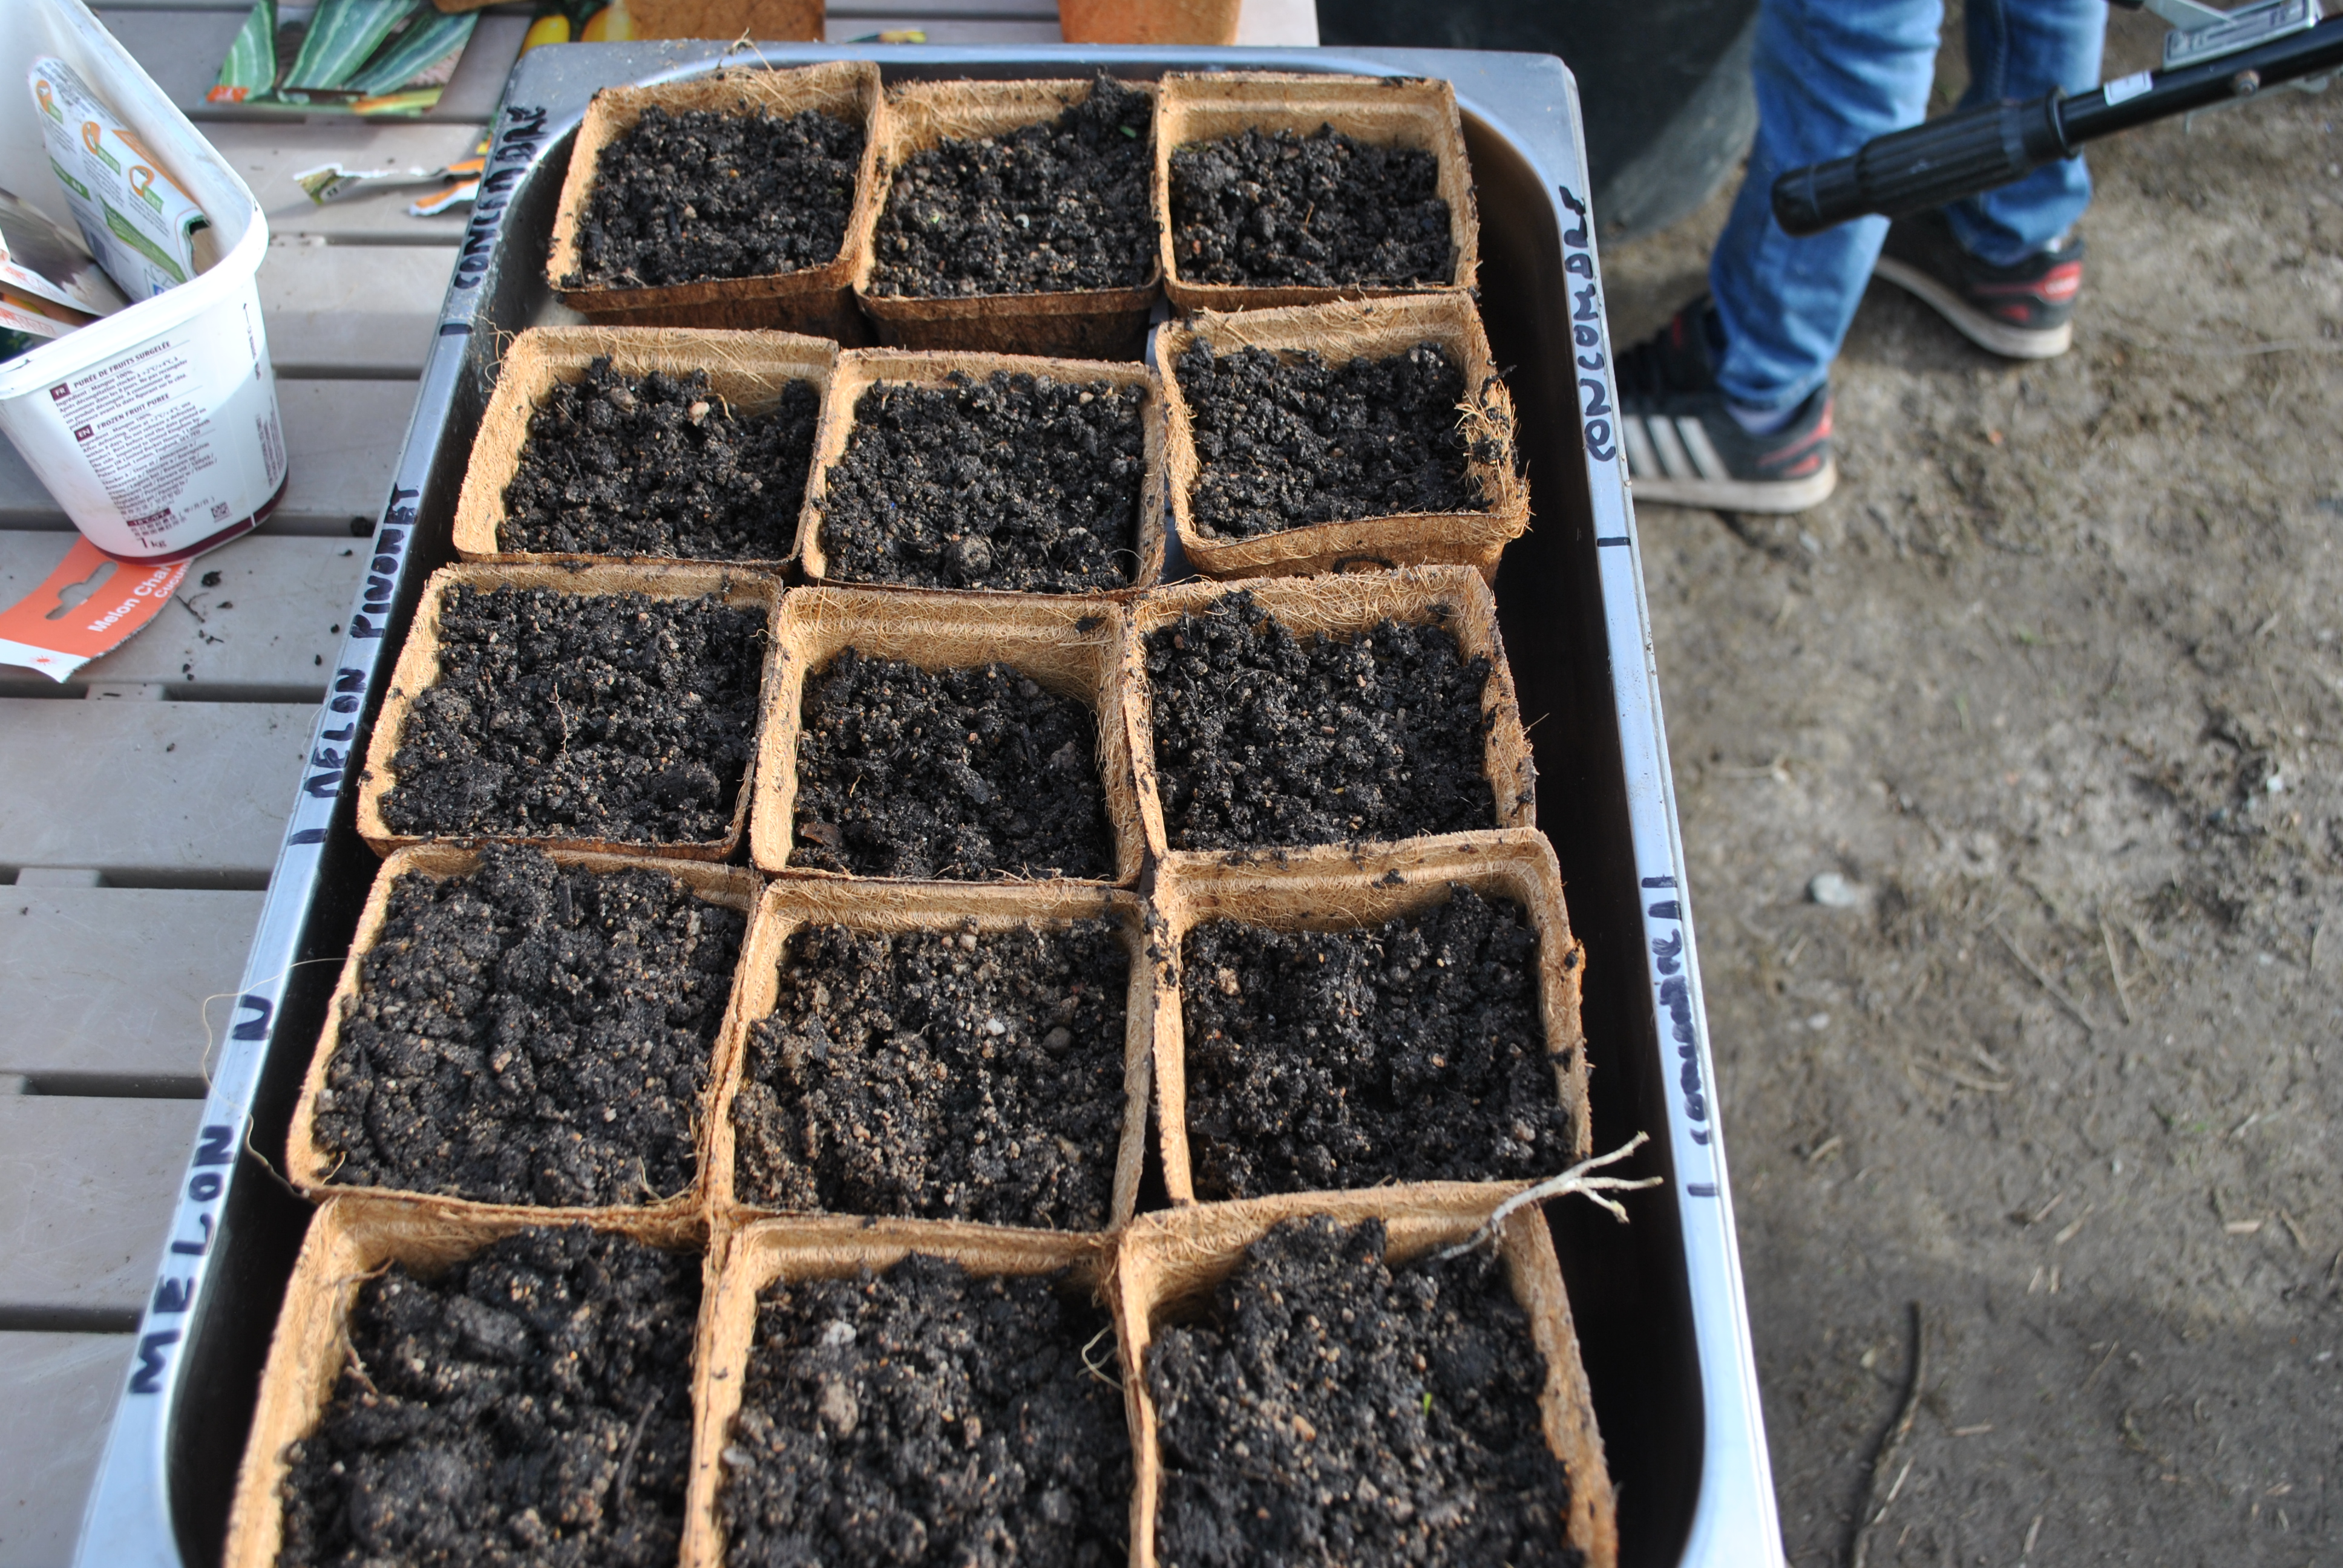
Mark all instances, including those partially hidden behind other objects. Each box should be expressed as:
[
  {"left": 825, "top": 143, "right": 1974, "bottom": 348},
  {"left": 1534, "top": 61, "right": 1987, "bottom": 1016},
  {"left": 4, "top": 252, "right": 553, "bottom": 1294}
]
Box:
[{"left": 1771, "top": 0, "right": 2343, "bottom": 237}]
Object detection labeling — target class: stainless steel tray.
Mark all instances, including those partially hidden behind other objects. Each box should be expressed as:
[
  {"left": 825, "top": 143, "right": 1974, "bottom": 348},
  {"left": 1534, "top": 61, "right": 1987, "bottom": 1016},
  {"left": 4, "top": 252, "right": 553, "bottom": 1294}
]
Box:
[{"left": 75, "top": 41, "right": 1781, "bottom": 1568}]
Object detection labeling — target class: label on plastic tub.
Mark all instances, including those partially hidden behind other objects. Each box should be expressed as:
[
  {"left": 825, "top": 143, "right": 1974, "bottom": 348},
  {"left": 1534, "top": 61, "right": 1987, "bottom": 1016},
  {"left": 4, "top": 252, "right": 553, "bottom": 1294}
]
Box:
[
  {"left": 31, "top": 56, "right": 212, "bottom": 300},
  {"left": 0, "top": 286, "right": 287, "bottom": 559}
]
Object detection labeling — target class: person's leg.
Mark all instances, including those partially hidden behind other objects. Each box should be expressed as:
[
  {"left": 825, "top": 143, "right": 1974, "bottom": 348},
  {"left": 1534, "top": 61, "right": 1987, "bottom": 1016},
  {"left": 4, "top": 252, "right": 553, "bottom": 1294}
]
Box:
[
  {"left": 1709, "top": 0, "right": 1945, "bottom": 416},
  {"left": 1945, "top": 0, "right": 2106, "bottom": 264},
  {"left": 1872, "top": 0, "right": 2103, "bottom": 356}
]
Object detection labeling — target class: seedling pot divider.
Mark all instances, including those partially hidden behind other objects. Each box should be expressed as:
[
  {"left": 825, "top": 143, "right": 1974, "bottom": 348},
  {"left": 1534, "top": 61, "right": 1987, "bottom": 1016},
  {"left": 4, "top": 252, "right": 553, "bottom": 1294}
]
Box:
[{"left": 75, "top": 42, "right": 1781, "bottom": 1568}]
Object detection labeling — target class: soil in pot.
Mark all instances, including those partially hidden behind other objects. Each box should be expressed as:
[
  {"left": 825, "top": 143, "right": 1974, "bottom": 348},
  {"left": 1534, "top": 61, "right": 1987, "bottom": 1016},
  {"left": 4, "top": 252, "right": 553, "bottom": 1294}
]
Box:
[
  {"left": 1169, "top": 126, "right": 1452, "bottom": 290},
  {"left": 790, "top": 648, "right": 1113, "bottom": 880},
  {"left": 569, "top": 106, "right": 864, "bottom": 289},
  {"left": 869, "top": 73, "right": 1156, "bottom": 298},
  {"left": 313, "top": 844, "right": 744, "bottom": 1207},
  {"left": 1146, "top": 1215, "right": 1574, "bottom": 1568},
  {"left": 719, "top": 1253, "right": 1129, "bottom": 1567},
  {"left": 817, "top": 372, "right": 1145, "bottom": 593},
  {"left": 502, "top": 358, "right": 821, "bottom": 560},
  {"left": 1144, "top": 590, "right": 1495, "bottom": 849},
  {"left": 380, "top": 585, "right": 765, "bottom": 844},
  {"left": 1177, "top": 339, "right": 1483, "bottom": 539},
  {"left": 1180, "top": 886, "right": 1575, "bottom": 1199},
  {"left": 277, "top": 1226, "right": 698, "bottom": 1568},
  {"left": 732, "top": 918, "right": 1130, "bottom": 1229}
]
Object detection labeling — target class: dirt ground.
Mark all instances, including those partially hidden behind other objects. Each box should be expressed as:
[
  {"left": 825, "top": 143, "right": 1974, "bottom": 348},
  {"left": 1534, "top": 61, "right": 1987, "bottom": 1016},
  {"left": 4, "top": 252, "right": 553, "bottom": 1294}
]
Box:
[{"left": 1601, "top": 11, "right": 2343, "bottom": 1563}]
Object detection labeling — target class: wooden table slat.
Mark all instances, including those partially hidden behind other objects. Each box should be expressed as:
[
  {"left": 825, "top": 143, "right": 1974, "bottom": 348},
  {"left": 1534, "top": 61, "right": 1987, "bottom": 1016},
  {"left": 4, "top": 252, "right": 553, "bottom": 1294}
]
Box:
[
  {"left": 0, "top": 536, "right": 369, "bottom": 697},
  {"left": 0, "top": 1333, "right": 133, "bottom": 1568},
  {"left": 0, "top": 701, "right": 317, "bottom": 882},
  {"left": 0, "top": 379, "right": 417, "bottom": 537},
  {"left": 94, "top": 9, "right": 526, "bottom": 123},
  {"left": 202, "top": 122, "right": 484, "bottom": 247},
  {"left": 260, "top": 241, "right": 456, "bottom": 379},
  {"left": 0, "top": 1096, "right": 205, "bottom": 1317},
  {"left": 1, "top": 889, "right": 265, "bottom": 1089}
]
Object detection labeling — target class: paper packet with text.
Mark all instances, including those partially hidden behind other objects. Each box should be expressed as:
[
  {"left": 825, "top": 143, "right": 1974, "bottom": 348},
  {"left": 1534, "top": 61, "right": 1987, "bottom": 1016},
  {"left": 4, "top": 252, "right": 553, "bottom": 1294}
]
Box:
[{"left": 30, "top": 56, "right": 217, "bottom": 299}]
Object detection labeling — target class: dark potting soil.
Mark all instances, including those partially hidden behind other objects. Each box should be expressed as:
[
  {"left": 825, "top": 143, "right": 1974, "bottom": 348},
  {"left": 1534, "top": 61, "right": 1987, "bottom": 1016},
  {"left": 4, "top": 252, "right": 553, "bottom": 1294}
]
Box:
[
  {"left": 1179, "top": 886, "right": 1576, "bottom": 1200},
  {"left": 313, "top": 844, "right": 744, "bottom": 1207},
  {"left": 790, "top": 648, "right": 1113, "bottom": 880},
  {"left": 1177, "top": 339, "right": 1483, "bottom": 540},
  {"left": 732, "top": 919, "right": 1131, "bottom": 1229},
  {"left": 570, "top": 106, "right": 863, "bottom": 289},
  {"left": 502, "top": 358, "right": 820, "bottom": 561},
  {"left": 817, "top": 371, "right": 1145, "bottom": 593},
  {"left": 1146, "top": 1216, "right": 1577, "bottom": 1568},
  {"left": 719, "top": 1254, "right": 1130, "bottom": 1568},
  {"left": 276, "top": 1227, "right": 698, "bottom": 1568},
  {"left": 1169, "top": 126, "right": 1453, "bottom": 290},
  {"left": 868, "top": 73, "right": 1156, "bottom": 298},
  {"left": 380, "top": 586, "right": 765, "bottom": 845},
  {"left": 1144, "top": 591, "right": 1496, "bottom": 849}
]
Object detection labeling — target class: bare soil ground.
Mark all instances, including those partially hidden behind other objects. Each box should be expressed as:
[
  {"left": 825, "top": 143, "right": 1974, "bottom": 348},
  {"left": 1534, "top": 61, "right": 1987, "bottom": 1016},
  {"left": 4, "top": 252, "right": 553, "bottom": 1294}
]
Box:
[{"left": 1604, "top": 12, "right": 2343, "bottom": 1564}]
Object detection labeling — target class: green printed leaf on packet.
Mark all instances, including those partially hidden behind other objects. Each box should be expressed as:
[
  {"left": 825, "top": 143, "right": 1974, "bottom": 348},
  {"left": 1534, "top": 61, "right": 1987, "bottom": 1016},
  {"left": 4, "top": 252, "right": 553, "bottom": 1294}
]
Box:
[{"left": 283, "top": 0, "right": 424, "bottom": 93}]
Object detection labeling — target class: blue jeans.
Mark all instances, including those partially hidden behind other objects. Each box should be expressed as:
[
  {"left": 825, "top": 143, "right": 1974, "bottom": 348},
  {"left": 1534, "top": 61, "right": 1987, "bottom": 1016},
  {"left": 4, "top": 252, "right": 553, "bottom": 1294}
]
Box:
[{"left": 1708, "top": 0, "right": 2106, "bottom": 411}]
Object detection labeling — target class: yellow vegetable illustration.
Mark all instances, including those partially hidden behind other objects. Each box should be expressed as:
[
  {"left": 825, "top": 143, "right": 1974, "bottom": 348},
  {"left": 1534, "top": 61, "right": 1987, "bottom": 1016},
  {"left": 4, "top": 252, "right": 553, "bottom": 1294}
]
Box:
[
  {"left": 520, "top": 13, "right": 572, "bottom": 52},
  {"left": 580, "top": 1, "right": 634, "bottom": 42}
]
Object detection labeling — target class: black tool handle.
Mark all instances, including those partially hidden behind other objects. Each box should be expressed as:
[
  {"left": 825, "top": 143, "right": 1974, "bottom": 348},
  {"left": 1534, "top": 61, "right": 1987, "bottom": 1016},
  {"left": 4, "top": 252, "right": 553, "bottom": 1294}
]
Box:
[
  {"left": 1772, "top": 94, "right": 2070, "bottom": 237},
  {"left": 1771, "top": 15, "right": 2343, "bottom": 237}
]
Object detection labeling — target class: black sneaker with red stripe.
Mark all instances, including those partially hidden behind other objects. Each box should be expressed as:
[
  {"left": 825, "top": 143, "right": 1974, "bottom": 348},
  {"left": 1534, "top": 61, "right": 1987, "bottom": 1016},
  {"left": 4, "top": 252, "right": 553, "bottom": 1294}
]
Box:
[
  {"left": 1614, "top": 302, "right": 1838, "bottom": 514},
  {"left": 1874, "top": 208, "right": 2083, "bottom": 360}
]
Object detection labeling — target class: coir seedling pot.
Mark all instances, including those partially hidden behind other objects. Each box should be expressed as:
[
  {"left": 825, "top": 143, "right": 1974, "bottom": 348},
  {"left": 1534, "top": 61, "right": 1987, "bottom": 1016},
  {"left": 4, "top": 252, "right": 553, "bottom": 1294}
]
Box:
[
  {"left": 704, "top": 876, "right": 1156, "bottom": 1232},
  {"left": 284, "top": 844, "right": 760, "bottom": 1224},
  {"left": 1111, "top": 1188, "right": 1616, "bottom": 1568},
  {"left": 355, "top": 561, "right": 784, "bottom": 863},
  {"left": 750, "top": 586, "right": 1145, "bottom": 883},
  {"left": 453, "top": 325, "right": 837, "bottom": 570},
  {"left": 1147, "top": 831, "right": 1591, "bottom": 1205},
  {"left": 853, "top": 76, "right": 1164, "bottom": 359},
  {"left": 1158, "top": 293, "right": 1529, "bottom": 582},
  {"left": 1155, "top": 71, "right": 1480, "bottom": 312},
  {"left": 545, "top": 61, "right": 885, "bottom": 339},
  {"left": 1121, "top": 565, "right": 1539, "bottom": 864},
  {"left": 221, "top": 1200, "right": 705, "bottom": 1568},
  {"left": 794, "top": 347, "right": 1168, "bottom": 595}
]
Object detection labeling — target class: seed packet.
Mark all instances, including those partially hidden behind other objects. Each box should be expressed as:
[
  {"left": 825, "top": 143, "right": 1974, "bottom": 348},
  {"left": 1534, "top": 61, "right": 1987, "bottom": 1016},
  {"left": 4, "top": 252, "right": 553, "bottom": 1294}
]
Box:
[
  {"left": 0, "top": 186, "right": 126, "bottom": 319},
  {"left": 30, "top": 57, "right": 214, "bottom": 299},
  {"left": 206, "top": 0, "right": 479, "bottom": 117}
]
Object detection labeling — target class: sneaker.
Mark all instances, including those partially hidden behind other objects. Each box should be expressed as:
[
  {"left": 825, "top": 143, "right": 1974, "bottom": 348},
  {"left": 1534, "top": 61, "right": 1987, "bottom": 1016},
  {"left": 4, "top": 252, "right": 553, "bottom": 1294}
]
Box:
[
  {"left": 1615, "top": 304, "right": 1838, "bottom": 514},
  {"left": 1874, "top": 208, "right": 2082, "bottom": 359}
]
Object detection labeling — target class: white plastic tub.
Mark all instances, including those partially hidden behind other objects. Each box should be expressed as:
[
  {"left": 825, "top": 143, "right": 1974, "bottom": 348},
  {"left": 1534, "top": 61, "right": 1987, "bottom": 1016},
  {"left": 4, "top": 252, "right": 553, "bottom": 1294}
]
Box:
[{"left": 0, "top": 0, "right": 283, "bottom": 562}]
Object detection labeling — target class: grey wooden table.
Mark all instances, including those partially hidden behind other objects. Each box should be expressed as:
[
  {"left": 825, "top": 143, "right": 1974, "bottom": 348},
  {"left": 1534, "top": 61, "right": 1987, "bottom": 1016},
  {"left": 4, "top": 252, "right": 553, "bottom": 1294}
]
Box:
[{"left": 0, "top": 2, "right": 1312, "bottom": 1562}]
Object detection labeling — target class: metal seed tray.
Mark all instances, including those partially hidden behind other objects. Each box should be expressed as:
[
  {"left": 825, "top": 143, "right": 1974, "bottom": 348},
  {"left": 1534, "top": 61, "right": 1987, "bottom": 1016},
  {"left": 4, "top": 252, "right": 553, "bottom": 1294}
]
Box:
[{"left": 75, "top": 41, "right": 1782, "bottom": 1568}]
